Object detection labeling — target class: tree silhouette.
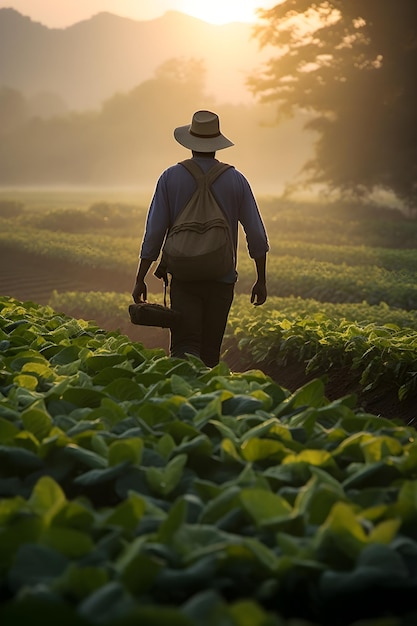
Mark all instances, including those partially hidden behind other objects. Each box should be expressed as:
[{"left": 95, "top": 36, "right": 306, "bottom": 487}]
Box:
[
  {"left": 249, "top": 0, "right": 417, "bottom": 210},
  {"left": 0, "top": 86, "right": 28, "bottom": 134}
]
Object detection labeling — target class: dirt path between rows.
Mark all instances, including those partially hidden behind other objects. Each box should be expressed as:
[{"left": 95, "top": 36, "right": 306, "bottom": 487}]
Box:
[
  {"left": 0, "top": 244, "right": 136, "bottom": 304},
  {"left": 1, "top": 246, "right": 415, "bottom": 425}
]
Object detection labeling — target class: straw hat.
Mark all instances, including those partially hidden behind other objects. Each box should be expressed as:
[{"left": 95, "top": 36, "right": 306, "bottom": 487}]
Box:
[{"left": 174, "top": 110, "right": 234, "bottom": 151}]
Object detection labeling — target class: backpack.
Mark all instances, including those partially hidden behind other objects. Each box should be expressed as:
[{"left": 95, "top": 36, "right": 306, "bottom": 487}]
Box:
[{"left": 156, "top": 159, "right": 235, "bottom": 282}]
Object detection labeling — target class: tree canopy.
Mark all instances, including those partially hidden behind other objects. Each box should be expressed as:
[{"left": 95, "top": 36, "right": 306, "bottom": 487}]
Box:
[{"left": 250, "top": 0, "right": 417, "bottom": 209}]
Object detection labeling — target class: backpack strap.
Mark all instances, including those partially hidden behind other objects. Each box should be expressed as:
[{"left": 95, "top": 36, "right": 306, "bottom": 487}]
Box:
[{"left": 179, "top": 159, "right": 233, "bottom": 186}]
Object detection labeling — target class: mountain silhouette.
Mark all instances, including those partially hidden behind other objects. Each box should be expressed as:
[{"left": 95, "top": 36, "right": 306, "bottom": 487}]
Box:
[{"left": 0, "top": 8, "right": 271, "bottom": 110}]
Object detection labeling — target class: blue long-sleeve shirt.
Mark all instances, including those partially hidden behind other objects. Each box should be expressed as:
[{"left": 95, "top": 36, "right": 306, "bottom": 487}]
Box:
[{"left": 140, "top": 156, "right": 269, "bottom": 282}]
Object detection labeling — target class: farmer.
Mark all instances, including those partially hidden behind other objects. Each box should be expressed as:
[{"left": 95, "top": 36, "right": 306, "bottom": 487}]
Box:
[{"left": 132, "top": 109, "right": 269, "bottom": 367}]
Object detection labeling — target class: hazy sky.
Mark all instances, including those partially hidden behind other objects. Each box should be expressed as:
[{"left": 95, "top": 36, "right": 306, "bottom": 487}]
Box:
[{"left": 0, "top": 0, "right": 281, "bottom": 28}]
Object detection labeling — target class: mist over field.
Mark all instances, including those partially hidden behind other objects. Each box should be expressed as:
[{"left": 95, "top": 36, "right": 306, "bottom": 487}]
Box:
[
  {"left": 1, "top": 3, "right": 415, "bottom": 209},
  {"left": 0, "top": 8, "right": 316, "bottom": 196}
]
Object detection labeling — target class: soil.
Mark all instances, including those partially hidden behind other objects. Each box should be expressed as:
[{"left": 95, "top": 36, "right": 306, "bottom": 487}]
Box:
[{"left": 1, "top": 246, "right": 416, "bottom": 426}]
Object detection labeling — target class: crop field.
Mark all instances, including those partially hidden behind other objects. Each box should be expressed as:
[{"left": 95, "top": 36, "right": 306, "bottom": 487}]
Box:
[
  {"left": 2, "top": 294, "right": 417, "bottom": 625},
  {"left": 1, "top": 191, "right": 417, "bottom": 623},
  {"left": 1, "top": 192, "right": 417, "bottom": 420}
]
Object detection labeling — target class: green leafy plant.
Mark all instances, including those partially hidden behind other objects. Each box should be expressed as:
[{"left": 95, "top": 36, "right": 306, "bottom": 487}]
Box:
[{"left": 1, "top": 296, "right": 417, "bottom": 625}]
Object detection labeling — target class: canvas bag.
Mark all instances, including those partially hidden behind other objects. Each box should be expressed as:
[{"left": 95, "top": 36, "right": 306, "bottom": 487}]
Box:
[
  {"left": 157, "top": 159, "right": 235, "bottom": 281},
  {"left": 128, "top": 302, "right": 181, "bottom": 329}
]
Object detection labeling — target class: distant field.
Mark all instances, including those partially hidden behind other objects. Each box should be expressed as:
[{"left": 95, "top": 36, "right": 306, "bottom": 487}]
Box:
[
  {"left": 1, "top": 189, "right": 417, "bottom": 310},
  {"left": 0, "top": 186, "right": 152, "bottom": 210}
]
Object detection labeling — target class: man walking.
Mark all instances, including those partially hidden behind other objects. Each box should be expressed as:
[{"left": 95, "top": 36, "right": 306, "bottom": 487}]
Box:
[{"left": 132, "top": 110, "right": 269, "bottom": 367}]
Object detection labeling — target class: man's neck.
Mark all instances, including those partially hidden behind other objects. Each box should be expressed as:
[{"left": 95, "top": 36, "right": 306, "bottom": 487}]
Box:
[{"left": 192, "top": 151, "right": 216, "bottom": 158}]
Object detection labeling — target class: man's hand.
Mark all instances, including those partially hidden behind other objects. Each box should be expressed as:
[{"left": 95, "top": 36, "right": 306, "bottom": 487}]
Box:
[
  {"left": 132, "top": 279, "right": 147, "bottom": 303},
  {"left": 132, "top": 258, "right": 153, "bottom": 302},
  {"left": 251, "top": 280, "right": 267, "bottom": 306}
]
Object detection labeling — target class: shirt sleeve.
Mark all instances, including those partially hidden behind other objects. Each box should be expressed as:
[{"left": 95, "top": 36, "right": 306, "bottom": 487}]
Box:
[
  {"left": 238, "top": 174, "right": 270, "bottom": 259},
  {"left": 139, "top": 171, "right": 171, "bottom": 260}
]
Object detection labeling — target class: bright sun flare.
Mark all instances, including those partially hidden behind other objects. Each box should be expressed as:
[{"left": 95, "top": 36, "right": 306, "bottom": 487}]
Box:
[{"left": 180, "top": 0, "right": 273, "bottom": 24}]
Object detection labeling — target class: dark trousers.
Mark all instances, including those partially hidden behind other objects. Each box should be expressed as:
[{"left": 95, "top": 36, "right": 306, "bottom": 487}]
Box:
[{"left": 169, "top": 278, "right": 235, "bottom": 367}]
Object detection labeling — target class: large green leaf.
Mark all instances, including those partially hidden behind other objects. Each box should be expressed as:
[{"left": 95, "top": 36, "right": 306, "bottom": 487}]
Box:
[
  {"left": 120, "top": 552, "right": 164, "bottom": 596},
  {"left": 13, "top": 373, "right": 38, "bottom": 390},
  {"left": 239, "top": 488, "right": 293, "bottom": 527},
  {"left": 192, "top": 395, "right": 224, "bottom": 427},
  {"left": 146, "top": 454, "right": 187, "bottom": 496},
  {"left": 199, "top": 485, "right": 241, "bottom": 525},
  {"left": 56, "top": 563, "right": 109, "bottom": 601},
  {"left": 87, "top": 397, "right": 128, "bottom": 427},
  {"left": 170, "top": 374, "right": 194, "bottom": 397},
  {"left": 240, "top": 437, "right": 289, "bottom": 462},
  {"left": 40, "top": 526, "right": 94, "bottom": 558},
  {"left": 102, "top": 492, "right": 146, "bottom": 532},
  {"left": 343, "top": 461, "right": 402, "bottom": 490},
  {"left": 294, "top": 470, "right": 346, "bottom": 525},
  {"left": 275, "top": 379, "right": 327, "bottom": 416},
  {"left": 0, "top": 445, "right": 43, "bottom": 475},
  {"left": 28, "top": 476, "right": 66, "bottom": 524},
  {"left": 62, "top": 386, "right": 106, "bottom": 408},
  {"left": 49, "top": 345, "right": 82, "bottom": 365},
  {"left": 314, "top": 502, "right": 367, "bottom": 565},
  {"left": 392, "top": 480, "right": 417, "bottom": 522},
  {"left": 157, "top": 496, "right": 187, "bottom": 543},
  {"left": 168, "top": 523, "right": 232, "bottom": 562},
  {"left": 21, "top": 404, "right": 53, "bottom": 441},
  {"left": 282, "top": 448, "right": 336, "bottom": 470},
  {"left": 156, "top": 433, "right": 176, "bottom": 460},
  {"left": 103, "top": 378, "right": 144, "bottom": 402},
  {"left": 85, "top": 353, "right": 128, "bottom": 371},
  {"left": 165, "top": 420, "right": 208, "bottom": 446},
  {"left": 0, "top": 416, "right": 19, "bottom": 441},
  {"left": 9, "top": 349, "right": 48, "bottom": 371},
  {"left": 221, "top": 394, "right": 264, "bottom": 417},
  {"left": 63, "top": 443, "right": 108, "bottom": 469},
  {"left": 108, "top": 438, "right": 143, "bottom": 467},
  {"left": 74, "top": 461, "right": 131, "bottom": 487},
  {"left": 240, "top": 416, "right": 291, "bottom": 442},
  {"left": 361, "top": 435, "right": 404, "bottom": 462},
  {"left": 7, "top": 543, "right": 69, "bottom": 592},
  {"left": 78, "top": 582, "right": 135, "bottom": 624},
  {"left": 52, "top": 500, "right": 95, "bottom": 531}
]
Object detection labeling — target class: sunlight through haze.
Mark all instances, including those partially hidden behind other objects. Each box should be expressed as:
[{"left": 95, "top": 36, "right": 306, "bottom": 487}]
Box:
[
  {"left": 180, "top": 0, "right": 277, "bottom": 24},
  {"left": 0, "top": 0, "right": 282, "bottom": 27}
]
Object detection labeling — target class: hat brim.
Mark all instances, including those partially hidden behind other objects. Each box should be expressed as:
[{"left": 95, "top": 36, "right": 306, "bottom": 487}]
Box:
[{"left": 174, "top": 124, "right": 234, "bottom": 151}]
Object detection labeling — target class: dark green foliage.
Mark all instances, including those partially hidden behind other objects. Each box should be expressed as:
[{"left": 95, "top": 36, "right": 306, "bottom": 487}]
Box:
[{"left": 1, "top": 296, "right": 417, "bottom": 625}]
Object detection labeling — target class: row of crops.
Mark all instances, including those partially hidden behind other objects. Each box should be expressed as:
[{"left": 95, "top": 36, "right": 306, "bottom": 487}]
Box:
[
  {"left": 1, "top": 201, "right": 417, "bottom": 411},
  {"left": 2, "top": 211, "right": 417, "bottom": 310},
  {"left": 2, "top": 295, "right": 417, "bottom": 625},
  {"left": 47, "top": 290, "right": 417, "bottom": 410},
  {"left": 3, "top": 218, "right": 417, "bottom": 272},
  {"left": 227, "top": 296, "right": 417, "bottom": 404}
]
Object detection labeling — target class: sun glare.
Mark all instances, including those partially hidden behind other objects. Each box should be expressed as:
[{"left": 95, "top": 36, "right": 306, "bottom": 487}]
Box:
[{"left": 180, "top": 0, "right": 274, "bottom": 24}]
